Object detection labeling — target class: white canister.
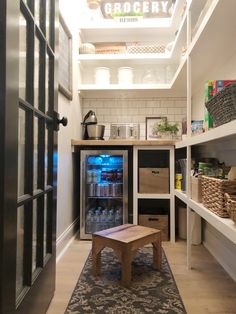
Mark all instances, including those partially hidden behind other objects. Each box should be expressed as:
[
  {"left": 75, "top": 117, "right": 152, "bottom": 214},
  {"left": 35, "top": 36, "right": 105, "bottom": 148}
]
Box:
[
  {"left": 95, "top": 67, "right": 110, "bottom": 84},
  {"left": 118, "top": 67, "right": 133, "bottom": 84}
]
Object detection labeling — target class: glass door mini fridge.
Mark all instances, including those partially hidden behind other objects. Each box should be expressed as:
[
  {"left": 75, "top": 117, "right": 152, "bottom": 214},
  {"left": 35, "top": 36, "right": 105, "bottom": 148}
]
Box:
[{"left": 80, "top": 150, "right": 128, "bottom": 239}]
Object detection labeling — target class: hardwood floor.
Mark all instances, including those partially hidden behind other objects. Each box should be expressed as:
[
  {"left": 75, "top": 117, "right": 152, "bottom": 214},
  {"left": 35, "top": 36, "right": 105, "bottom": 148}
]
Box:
[{"left": 46, "top": 239, "right": 236, "bottom": 314}]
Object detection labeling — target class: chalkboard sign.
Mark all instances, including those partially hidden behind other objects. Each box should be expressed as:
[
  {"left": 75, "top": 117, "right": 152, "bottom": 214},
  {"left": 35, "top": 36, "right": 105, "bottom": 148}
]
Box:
[{"left": 59, "top": 13, "right": 72, "bottom": 100}]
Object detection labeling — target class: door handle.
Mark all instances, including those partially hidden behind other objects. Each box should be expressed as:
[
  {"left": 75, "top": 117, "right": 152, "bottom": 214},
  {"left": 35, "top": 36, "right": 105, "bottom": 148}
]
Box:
[
  {"left": 53, "top": 111, "right": 68, "bottom": 131},
  {"left": 58, "top": 116, "right": 68, "bottom": 127}
]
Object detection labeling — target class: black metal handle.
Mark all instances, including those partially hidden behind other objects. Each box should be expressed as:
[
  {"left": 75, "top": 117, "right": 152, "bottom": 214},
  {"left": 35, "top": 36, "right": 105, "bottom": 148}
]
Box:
[
  {"left": 58, "top": 117, "right": 68, "bottom": 127},
  {"left": 53, "top": 111, "right": 68, "bottom": 131},
  {"left": 148, "top": 218, "right": 159, "bottom": 222}
]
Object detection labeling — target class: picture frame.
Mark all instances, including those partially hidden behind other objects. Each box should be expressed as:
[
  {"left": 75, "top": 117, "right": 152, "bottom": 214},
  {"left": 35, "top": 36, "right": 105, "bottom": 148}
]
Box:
[
  {"left": 58, "top": 13, "right": 73, "bottom": 100},
  {"left": 145, "top": 117, "right": 167, "bottom": 140}
]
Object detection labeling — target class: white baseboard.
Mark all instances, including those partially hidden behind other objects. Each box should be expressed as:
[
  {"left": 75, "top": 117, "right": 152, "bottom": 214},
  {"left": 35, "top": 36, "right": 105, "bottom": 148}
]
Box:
[{"left": 56, "top": 217, "right": 80, "bottom": 263}]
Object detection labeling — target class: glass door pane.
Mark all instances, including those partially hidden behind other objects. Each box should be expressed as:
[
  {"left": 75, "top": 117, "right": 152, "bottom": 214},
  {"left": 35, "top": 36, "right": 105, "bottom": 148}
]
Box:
[
  {"left": 19, "top": 13, "right": 27, "bottom": 100},
  {"left": 18, "top": 108, "right": 26, "bottom": 197},
  {"left": 34, "top": 116, "right": 39, "bottom": 190},
  {"left": 34, "top": 0, "right": 40, "bottom": 26},
  {"left": 16, "top": 206, "right": 25, "bottom": 298},
  {"left": 34, "top": 37, "right": 40, "bottom": 109},
  {"left": 46, "top": 0, "right": 51, "bottom": 42},
  {"left": 45, "top": 53, "right": 49, "bottom": 114},
  {"left": 45, "top": 125, "right": 48, "bottom": 187},
  {"left": 32, "top": 200, "right": 37, "bottom": 273}
]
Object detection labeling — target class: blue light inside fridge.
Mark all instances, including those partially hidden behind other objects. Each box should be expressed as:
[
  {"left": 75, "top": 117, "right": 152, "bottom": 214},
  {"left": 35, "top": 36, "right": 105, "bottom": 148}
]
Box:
[{"left": 87, "top": 155, "right": 123, "bottom": 167}]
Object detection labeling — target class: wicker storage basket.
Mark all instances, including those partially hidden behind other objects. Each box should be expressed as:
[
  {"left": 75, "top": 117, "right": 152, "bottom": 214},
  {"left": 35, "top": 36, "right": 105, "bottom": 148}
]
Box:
[
  {"left": 225, "top": 193, "right": 236, "bottom": 223},
  {"left": 201, "top": 176, "right": 236, "bottom": 218},
  {"left": 205, "top": 83, "right": 236, "bottom": 126}
]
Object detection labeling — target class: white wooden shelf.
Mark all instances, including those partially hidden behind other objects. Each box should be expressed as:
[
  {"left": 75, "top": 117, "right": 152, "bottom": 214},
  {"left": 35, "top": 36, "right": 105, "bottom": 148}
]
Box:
[
  {"left": 78, "top": 53, "right": 170, "bottom": 63},
  {"left": 78, "top": 11, "right": 186, "bottom": 66},
  {"left": 78, "top": 1, "right": 187, "bottom": 96},
  {"left": 174, "top": 189, "right": 187, "bottom": 204},
  {"left": 188, "top": 198, "right": 236, "bottom": 245},
  {"left": 137, "top": 193, "right": 171, "bottom": 199},
  {"left": 78, "top": 56, "right": 187, "bottom": 98},
  {"left": 79, "top": 0, "right": 186, "bottom": 42},
  {"left": 175, "top": 120, "right": 236, "bottom": 149}
]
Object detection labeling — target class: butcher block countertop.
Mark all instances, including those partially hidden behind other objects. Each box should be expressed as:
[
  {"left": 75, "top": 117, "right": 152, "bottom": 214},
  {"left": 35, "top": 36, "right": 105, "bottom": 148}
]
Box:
[{"left": 71, "top": 139, "right": 177, "bottom": 146}]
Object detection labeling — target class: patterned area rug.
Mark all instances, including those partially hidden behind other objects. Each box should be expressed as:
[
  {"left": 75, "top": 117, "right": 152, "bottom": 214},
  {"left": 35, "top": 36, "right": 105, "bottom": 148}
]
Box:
[{"left": 65, "top": 247, "right": 186, "bottom": 314}]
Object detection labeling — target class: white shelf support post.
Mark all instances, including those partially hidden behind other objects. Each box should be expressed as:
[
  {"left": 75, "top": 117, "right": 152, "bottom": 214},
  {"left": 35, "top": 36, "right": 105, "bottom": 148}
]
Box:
[
  {"left": 186, "top": 5, "right": 192, "bottom": 269},
  {"left": 186, "top": 145, "right": 192, "bottom": 269},
  {"left": 133, "top": 147, "right": 138, "bottom": 224},
  {"left": 186, "top": 10, "right": 192, "bottom": 138},
  {"left": 169, "top": 146, "right": 175, "bottom": 243}
]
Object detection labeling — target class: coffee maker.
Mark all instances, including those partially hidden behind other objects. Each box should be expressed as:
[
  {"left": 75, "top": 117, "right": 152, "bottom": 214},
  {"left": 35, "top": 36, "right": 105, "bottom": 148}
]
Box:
[{"left": 81, "top": 110, "right": 97, "bottom": 140}]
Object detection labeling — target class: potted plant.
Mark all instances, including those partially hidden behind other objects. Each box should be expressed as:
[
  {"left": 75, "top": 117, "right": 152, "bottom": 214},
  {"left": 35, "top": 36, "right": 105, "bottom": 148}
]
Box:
[{"left": 152, "top": 120, "right": 179, "bottom": 139}]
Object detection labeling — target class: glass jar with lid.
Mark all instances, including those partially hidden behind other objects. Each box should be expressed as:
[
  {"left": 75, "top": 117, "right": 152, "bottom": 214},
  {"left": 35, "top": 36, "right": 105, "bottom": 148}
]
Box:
[{"left": 142, "top": 69, "right": 156, "bottom": 84}]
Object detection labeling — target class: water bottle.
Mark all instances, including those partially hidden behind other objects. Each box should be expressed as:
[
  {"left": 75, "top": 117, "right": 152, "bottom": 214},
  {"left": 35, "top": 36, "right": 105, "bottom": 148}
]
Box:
[
  {"left": 86, "top": 210, "right": 93, "bottom": 234},
  {"left": 94, "top": 209, "right": 101, "bottom": 231},
  {"left": 115, "top": 208, "right": 122, "bottom": 226},
  {"left": 108, "top": 208, "right": 115, "bottom": 228},
  {"left": 100, "top": 210, "right": 107, "bottom": 231}
]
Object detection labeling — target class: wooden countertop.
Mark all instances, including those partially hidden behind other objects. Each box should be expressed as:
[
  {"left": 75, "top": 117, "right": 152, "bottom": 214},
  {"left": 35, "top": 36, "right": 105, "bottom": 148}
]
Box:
[{"left": 71, "top": 139, "right": 177, "bottom": 146}]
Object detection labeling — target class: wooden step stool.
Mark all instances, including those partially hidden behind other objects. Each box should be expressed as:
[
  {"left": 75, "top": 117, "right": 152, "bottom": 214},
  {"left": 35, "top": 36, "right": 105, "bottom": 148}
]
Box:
[{"left": 92, "top": 224, "right": 162, "bottom": 288}]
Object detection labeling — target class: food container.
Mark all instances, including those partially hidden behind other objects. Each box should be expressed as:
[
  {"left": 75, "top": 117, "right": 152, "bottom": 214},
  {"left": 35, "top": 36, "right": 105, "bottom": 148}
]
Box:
[
  {"left": 118, "top": 67, "right": 133, "bottom": 84},
  {"left": 79, "top": 43, "right": 95, "bottom": 54},
  {"left": 190, "top": 176, "right": 202, "bottom": 202},
  {"left": 95, "top": 67, "right": 110, "bottom": 84}
]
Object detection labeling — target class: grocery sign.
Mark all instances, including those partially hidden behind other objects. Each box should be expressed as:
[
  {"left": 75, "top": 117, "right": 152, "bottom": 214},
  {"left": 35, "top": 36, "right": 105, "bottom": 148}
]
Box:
[{"left": 100, "top": 0, "right": 174, "bottom": 18}]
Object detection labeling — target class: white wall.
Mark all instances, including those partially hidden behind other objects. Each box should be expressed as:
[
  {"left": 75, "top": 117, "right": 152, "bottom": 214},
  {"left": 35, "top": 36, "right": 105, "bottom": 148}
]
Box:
[{"left": 57, "top": 0, "right": 82, "bottom": 253}]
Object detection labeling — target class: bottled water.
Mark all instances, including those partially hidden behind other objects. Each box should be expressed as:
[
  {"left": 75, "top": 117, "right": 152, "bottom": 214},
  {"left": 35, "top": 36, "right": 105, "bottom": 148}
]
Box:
[
  {"left": 100, "top": 209, "right": 108, "bottom": 231},
  {"left": 86, "top": 210, "right": 93, "bottom": 234},
  {"left": 115, "top": 208, "right": 122, "bottom": 226},
  {"left": 94, "top": 209, "right": 101, "bottom": 231},
  {"left": 107, "top": 208, "right": 115, "bottom": 228}
]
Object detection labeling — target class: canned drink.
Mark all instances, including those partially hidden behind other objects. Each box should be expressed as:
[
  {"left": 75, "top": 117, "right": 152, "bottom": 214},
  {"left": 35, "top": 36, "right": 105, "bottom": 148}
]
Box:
[
  {"left": 116, "top": 183, "right": 122, "bottom": 196},
  {"left": 95, "top": 184, "right": 100, "bottom": 197},
  {"left": 117, "top": 169, "right": 123, "bottom": 181},
  {"left": 112, "top": 184, "right": 117, "bottom": 196},
  {"left": 103, "top": 183, "right": 108, "bottom": 197},
  {"left": 108, "top": 170, "right": 113, "bottom": 181},
  {"left": 92, "top": 170, "right": 99, "bottom": 183},
  {"left": 87, "top": 170, "right": 93, "bottom": 183},
  {"left": 101, "top": 170, "right": 107, "bottom": 181},
  {"left": 108, "top": 184, "right": 113, "bottom": 196},
  {"left": 88, "top": 184, "right": 95, "bottom": 196}
]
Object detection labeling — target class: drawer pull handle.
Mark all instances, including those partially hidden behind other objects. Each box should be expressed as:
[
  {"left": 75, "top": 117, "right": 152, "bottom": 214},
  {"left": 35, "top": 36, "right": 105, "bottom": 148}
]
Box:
[
  {"left": 152, "top": 170, "right": 160, "bottom": 176},
  {"left": 148, "top": 218, "right": 159, "bottom": 221}
]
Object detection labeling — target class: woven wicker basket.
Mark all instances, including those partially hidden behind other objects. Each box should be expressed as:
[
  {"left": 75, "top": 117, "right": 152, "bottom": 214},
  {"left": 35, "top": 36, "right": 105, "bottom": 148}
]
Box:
[
  {"left": 201, "top": 176, "right": 236, "bottom": 218},
  {"left": 225, "top": 193, "right": 236, "bottom": 223},
  {"left": 205, "top": 83, "right": 236, "bottom": 126}
]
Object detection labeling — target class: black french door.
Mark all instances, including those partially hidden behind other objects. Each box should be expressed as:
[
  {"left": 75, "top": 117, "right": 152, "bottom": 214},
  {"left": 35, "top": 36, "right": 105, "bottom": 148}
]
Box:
[{"left": 0, "top": 0, "right": 59, "bottom": 313}]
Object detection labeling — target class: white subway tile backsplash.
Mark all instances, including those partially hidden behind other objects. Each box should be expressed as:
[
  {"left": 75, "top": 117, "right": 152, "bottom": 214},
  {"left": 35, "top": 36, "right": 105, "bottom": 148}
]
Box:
[
  {"left": 167, "top": 108, "right": 175, "bottom": 114},
  {"left": 139, "top": 108, "right": 153, "bottom": 115},
  {"left": 82, "top": 97, "right": 186, "bottom": 138}
]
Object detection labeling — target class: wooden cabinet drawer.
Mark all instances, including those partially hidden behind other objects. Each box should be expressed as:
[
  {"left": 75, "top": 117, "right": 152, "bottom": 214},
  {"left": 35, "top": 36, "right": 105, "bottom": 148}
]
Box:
[
  {"left": 139, "top": 168, "right": 169, "bottom": 193},
  {"left": 138, "top": 214, "right": 169, "bottom": 241}
]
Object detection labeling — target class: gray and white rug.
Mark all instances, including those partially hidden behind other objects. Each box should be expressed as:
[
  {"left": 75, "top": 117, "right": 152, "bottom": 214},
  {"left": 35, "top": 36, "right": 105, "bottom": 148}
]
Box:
[{"left": 65, "top": 247, "right": 186, "bottom": 314}]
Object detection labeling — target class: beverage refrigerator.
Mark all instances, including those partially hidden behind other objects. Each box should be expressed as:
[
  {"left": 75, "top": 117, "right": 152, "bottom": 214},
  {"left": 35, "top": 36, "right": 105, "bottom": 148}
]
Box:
[{"left": 80, "top": 149, "right": 129, "bottom": 239}]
